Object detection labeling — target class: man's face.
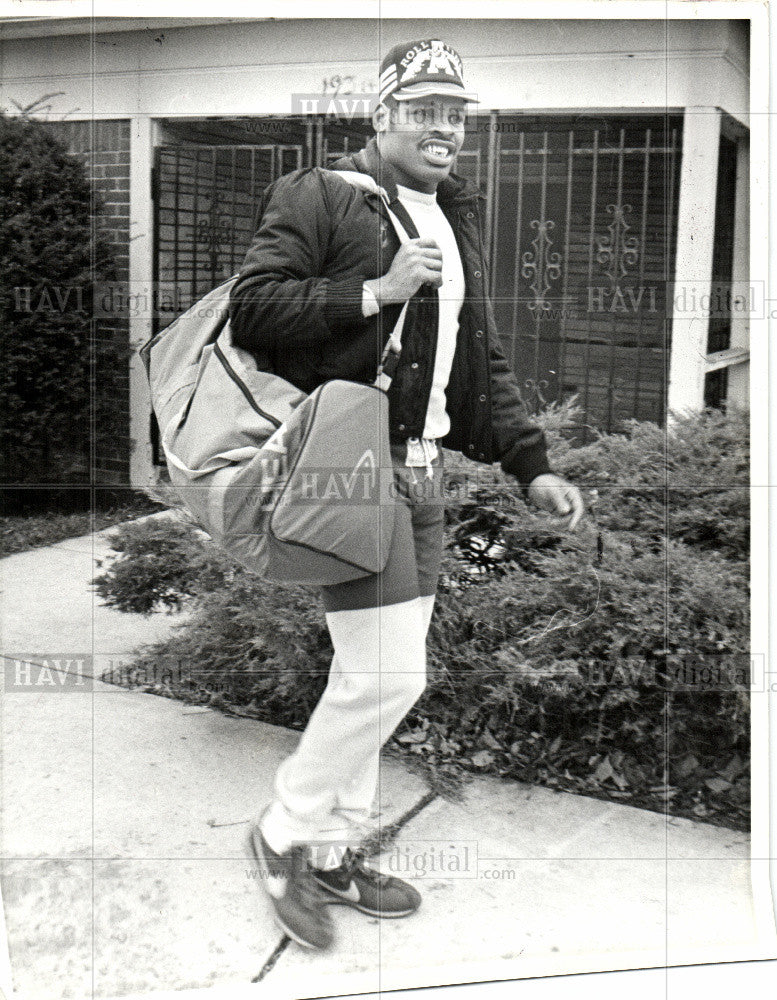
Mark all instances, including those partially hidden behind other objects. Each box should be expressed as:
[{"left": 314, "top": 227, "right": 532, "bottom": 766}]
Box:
[{"left": 375, "top": 96, "right": 468, "bottom": 193}]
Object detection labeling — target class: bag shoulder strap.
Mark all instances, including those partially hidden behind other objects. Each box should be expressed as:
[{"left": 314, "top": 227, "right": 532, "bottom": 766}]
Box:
[
  {"left": 331, "top": 169, "right": 413, "bottom": 388},
  {"left": 333, "top": 170, "right": 412, "bottom": 247}
]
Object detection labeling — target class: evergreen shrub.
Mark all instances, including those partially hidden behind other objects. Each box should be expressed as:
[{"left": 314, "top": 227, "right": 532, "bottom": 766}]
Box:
[{"left": 0, "top": 111, "right": 116, "bottom": 483}]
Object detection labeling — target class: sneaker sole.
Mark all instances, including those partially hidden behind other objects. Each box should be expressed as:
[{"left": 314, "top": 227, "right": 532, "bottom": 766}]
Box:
[
  {"left": 311, "top": 876, "right": 418, "bottom": 918},
  {"left": 244, "top": 829, "right": 332, "bottom": 950}
]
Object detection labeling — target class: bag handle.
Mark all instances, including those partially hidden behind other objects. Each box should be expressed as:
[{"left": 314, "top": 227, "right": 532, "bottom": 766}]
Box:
[{"left": 334, "top": 171, "right": 415, "bottom": 390}]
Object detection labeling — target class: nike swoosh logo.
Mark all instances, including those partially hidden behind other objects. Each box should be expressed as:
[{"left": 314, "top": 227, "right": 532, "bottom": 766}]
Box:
[
  {"left": 253, "top": 837, "right": 288, "bottom": 899},
  {"left": 322, "top": 880, "right": 361, "bottom": 903}
]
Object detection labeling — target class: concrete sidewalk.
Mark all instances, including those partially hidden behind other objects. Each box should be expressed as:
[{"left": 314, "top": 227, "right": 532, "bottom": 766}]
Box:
[{"left": 1, "top": 520, "right": 774, "bottom": 1000}]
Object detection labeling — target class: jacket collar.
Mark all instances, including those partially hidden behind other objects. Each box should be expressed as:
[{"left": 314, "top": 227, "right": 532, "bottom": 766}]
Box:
[{"left": 330, "top": 136, "right": 482, "bottom": 207}]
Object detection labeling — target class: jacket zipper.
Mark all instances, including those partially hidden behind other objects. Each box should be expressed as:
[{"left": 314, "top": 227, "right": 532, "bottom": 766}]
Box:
[
  {"left": 213, "top": 339, "right": 282, "bottom": 429},
  {"left": 464, "top": 203, "right": 492, "bottom": 459}
]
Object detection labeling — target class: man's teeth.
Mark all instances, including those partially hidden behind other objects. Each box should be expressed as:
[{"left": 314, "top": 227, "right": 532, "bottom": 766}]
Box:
[{"left": 424, "top": 143, "right": 450, "bottom": 156}]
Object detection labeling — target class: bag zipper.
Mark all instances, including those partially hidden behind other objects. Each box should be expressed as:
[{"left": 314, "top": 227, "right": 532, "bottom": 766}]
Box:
[{"left": 213, "top": 339, "right": 282, "bottom": 429}]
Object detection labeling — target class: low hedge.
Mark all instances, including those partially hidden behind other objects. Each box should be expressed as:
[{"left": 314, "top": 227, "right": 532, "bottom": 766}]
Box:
[
  {"left": 0, "top": 488, "right": 164, "bottom": 557},
  {"left": 93, "top": 405, "right": 750, "bottom": 830}
]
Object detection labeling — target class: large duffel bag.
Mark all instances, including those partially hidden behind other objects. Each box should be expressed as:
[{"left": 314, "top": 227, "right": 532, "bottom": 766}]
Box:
[{"left": 139, "top": 171, "right": 409, "bottom": 586}]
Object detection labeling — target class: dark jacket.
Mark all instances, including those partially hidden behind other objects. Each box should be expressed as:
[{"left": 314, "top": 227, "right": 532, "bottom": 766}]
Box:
[{"left": 229, "top": 136, "right": 552, "bottom": 485}]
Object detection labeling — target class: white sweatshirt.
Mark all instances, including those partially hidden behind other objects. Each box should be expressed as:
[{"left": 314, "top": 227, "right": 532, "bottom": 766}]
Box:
[{"left": 361, "top": 183, "right": 466, "bottom": 440}]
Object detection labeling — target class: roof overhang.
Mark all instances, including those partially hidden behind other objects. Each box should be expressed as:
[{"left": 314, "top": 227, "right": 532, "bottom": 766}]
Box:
[{"left": 0, "top": 16, "right": 271, "bottom": 40}]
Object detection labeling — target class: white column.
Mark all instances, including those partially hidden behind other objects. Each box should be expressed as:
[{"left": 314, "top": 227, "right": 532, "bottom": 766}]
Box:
[
  {"left": 667, "top": 107, "right": 722, "bottom": 415},
  {"left": 726, "top": 134, "right": 750, "bottom": 408},
  {"left": 128, "top": 115, "right": 157, "bottom": 488}
]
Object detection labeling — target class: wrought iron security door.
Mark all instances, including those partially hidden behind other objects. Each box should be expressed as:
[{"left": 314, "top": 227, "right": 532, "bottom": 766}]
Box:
[{"left": 455, "top": 114, "right": 682, "bottom": 433}]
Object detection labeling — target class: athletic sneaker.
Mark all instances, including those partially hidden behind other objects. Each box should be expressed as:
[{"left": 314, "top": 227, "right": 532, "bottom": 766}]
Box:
[
  {"left": 311, "top": 847, "right": 422, "bottom": 918},
  {"left": 245, "top": 821, "right": 334, "bottom": 950}
]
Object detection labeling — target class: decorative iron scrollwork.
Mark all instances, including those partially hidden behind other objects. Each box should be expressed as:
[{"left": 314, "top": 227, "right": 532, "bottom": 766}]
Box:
[
  {"left": 523, "top": 378, "right": 550, "bottom": 407},
  {"left": 521, "top": 219, "right": 562, "bottom": 315},
  {"left": 196, "top": 192, "right": 234, "bottom": 252},
  {"left": 595, "top": 203, "right": 639, "bottom": 283}
]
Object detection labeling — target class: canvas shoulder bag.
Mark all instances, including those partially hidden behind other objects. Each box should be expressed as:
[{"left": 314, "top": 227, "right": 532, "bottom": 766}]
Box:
[{"left": 140, "top": 169, "right": 412, "bottom": 587}]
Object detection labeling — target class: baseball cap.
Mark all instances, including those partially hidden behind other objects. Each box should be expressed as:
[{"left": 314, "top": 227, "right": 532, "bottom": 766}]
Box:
[{"left": 379, "top": 39, "right": 479, "bottom": 104}]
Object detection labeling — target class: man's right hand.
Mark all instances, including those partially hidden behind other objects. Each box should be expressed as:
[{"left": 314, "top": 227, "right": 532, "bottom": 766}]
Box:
[{"left": 363, "top": 238, "right": 443, "bottom": 306}]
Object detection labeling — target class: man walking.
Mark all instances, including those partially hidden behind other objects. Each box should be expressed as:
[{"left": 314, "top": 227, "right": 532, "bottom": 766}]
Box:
[{"left": 230, "top": 38, "right": 584, "bottom": 950}]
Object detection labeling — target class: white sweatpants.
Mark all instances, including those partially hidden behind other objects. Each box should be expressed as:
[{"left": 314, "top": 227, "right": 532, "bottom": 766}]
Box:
[{"left": 260, "top": 593, "right": 435, "bottom": 859}]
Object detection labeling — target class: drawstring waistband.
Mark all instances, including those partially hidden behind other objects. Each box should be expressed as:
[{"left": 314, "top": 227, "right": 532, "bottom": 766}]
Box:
[{"left": 404, "top": 437, "right": 439, "bottom": 481}]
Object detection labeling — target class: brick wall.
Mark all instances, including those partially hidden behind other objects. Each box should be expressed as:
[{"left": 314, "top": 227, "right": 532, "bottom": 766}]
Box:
[{"left": 40, "top": 119, "right": 132, "bottom": 486}]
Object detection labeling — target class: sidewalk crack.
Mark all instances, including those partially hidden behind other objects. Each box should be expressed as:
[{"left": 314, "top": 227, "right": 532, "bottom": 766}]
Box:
[
  {"left": 251, "top": 935, "right": 290, "bottom": 983},
  {"left": 361, "top": 790, "right": 438, "bottom": 856}
]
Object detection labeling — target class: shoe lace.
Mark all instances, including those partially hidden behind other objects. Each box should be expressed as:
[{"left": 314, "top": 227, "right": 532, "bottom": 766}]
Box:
[
  {"left": 342, "top": 847, "right": 391, "bottom": 887},
  {"left": 319, "top": 809, "right": 392, "bottom": 886}
]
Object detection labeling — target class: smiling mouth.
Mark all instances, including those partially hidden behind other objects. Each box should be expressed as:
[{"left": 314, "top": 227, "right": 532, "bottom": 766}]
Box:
[{"left": 419, "top": 140, "right": 455, "bottom": 165}]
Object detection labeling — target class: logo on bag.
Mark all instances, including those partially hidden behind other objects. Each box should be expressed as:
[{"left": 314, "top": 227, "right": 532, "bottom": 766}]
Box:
[
  {"left": 351, "top": 449, "right": 377, "bottom": 488},
  {"left": 262, "top": 424, "right": 288, "bottom": 455}
]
